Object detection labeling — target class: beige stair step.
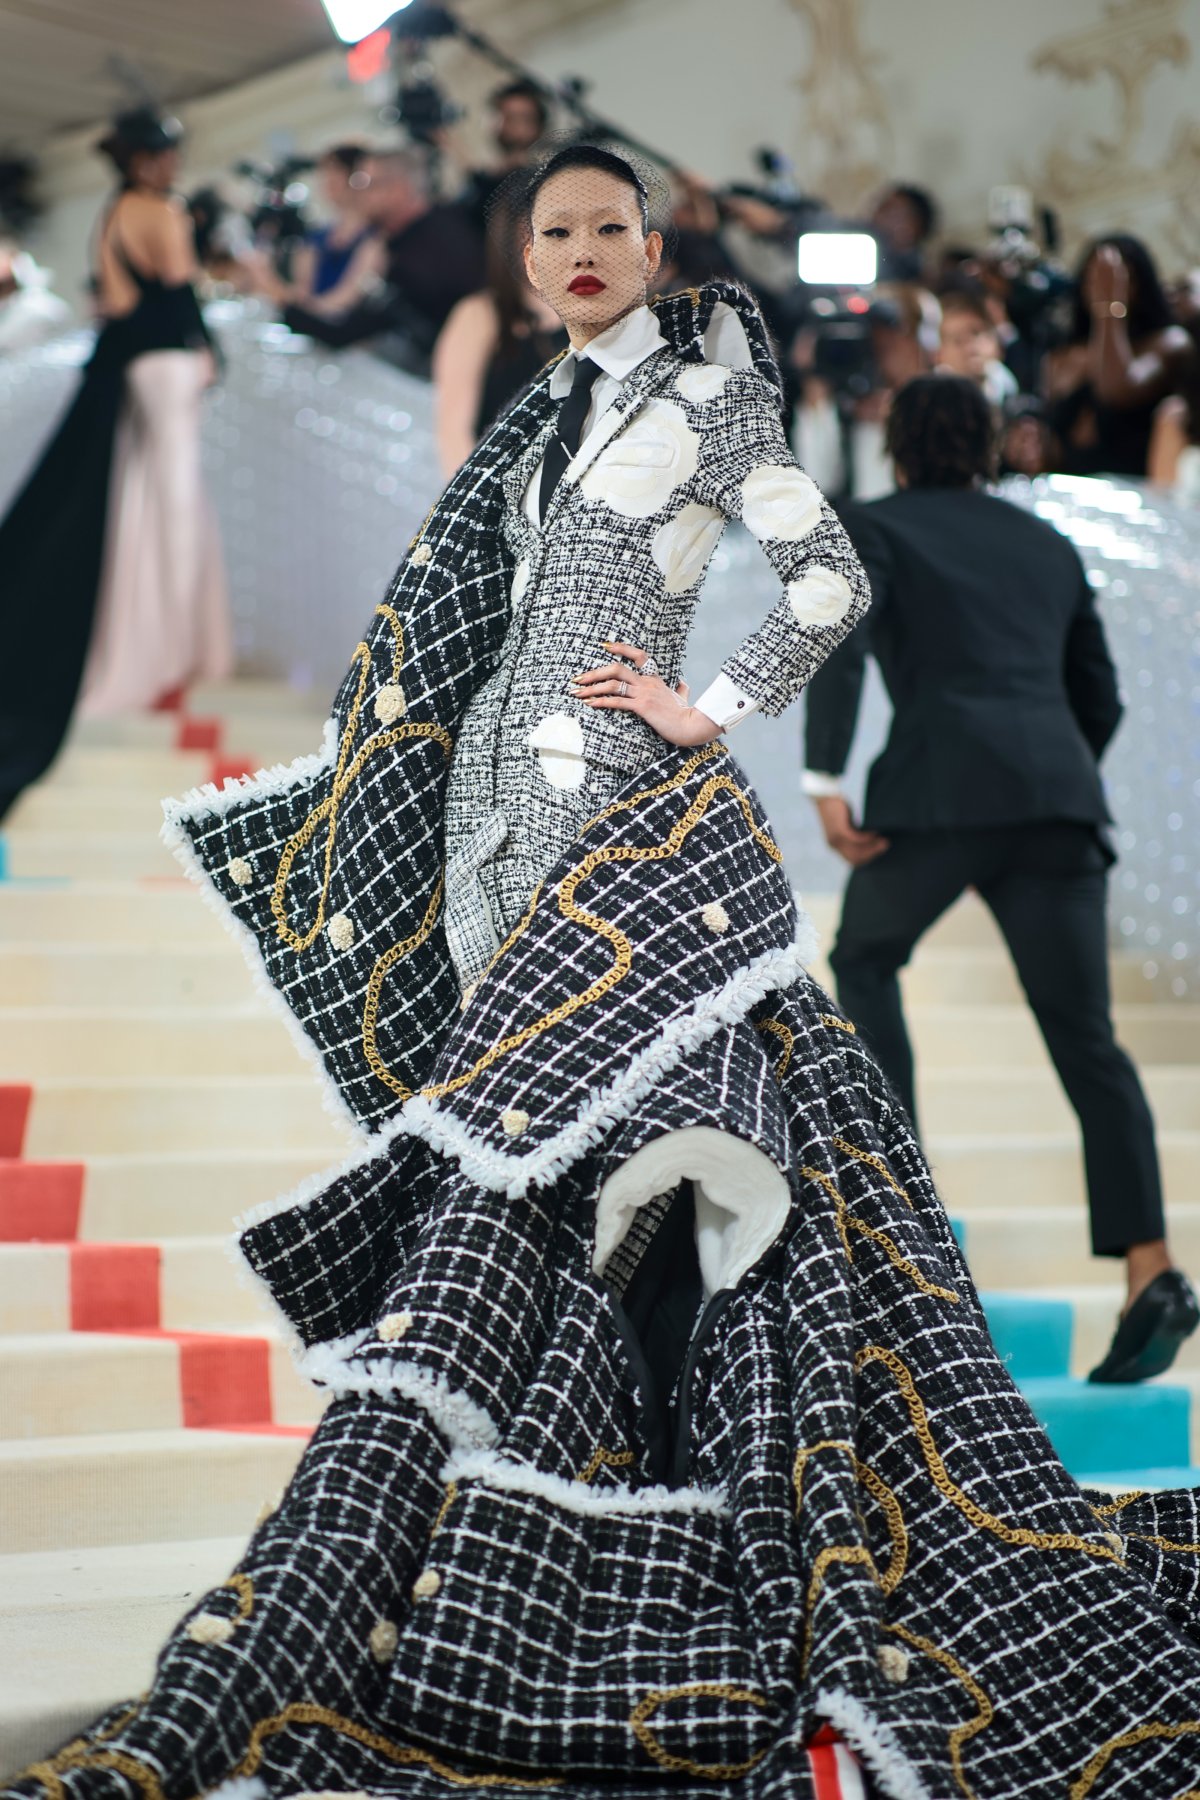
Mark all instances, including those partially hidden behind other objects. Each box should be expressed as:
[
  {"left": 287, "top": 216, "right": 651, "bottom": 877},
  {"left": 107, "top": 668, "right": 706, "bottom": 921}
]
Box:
[
  {"left": 0, "top": 1009, "right": 308, "bottom": 1080},
  {"left": 958, "top": 1203, "right": 1200, "bottom": 1290},
  {"left": 0, "top": 1535, "right": 244, "bottom": 1779},
  {"left": 906, "top": 1005, "right": 1200, "bottom": 1069},
  {"left": 899, "top": 948, "right": 1157, "bottom": 1009},
  {"left": 39, "top": 747, "right": 211, "bottom": 792},
  {"left": 76, "top": 1150, "right": 344, "bottom": 1240},
  {"left": 6, "top": 791, "right": 194, "bottom": 834},
  {"left": 0, "top": 1238, "right": 279, "bottom": 1334},
  {"left": 1, "top": 834, "right": 182, "bottom": 882},
  {"left": 0, "top": 1331, "right": 323, "bottom": 1439},
  {"left": 0, "top": 946, "right": 258, "bottom": 1008},
  {"left": 929, "top": 1131, "right": 1200, "bottom": 1213},
  {"left": 917, "top": 1066, "right": 1200, "bottom": 1136},
  {"left": 0, "top": 883, "right": 228, "bottom": 949},
  {"left": 23, "top": 1077, "right": 354, "bottom": 1158},
  {"left": 187, "top": 678, "right": 327, "bottom": 718},
  {"left": 0, "top": 1428, "right": 307, "bottom": 1552}
]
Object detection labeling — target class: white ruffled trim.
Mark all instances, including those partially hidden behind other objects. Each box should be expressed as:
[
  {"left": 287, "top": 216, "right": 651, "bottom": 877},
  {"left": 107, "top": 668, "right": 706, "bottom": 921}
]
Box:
[
  {"left": 201, "top": 1780, "right": 269, "bottom": 1800},
  {"left": 296, "top": 1342, "right": 500, "bottom": 1449},
  {"left": 222, "top": 1226, "right": 305, "bottom": 1352},
  {"left": 816, "top": 1688, "right": 933, "bottom": 1800},
  {"left": 159, "top": 718, "right": 366, "bottom": 1142},
  {"left": 442, "top": 1448, "right": 729, "bottom": 1519},
  {"left": 401, "top": 913, "right": 817, "bottom": 1198},
  {"left": 233, "top": 1109, "right": 409, "bottom": 1237}
]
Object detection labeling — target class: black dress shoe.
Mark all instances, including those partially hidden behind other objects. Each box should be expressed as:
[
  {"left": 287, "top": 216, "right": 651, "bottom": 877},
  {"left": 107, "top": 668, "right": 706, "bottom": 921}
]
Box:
[{"left": 1088, "top": 1270, "right": 1200, "bottom": 1384}]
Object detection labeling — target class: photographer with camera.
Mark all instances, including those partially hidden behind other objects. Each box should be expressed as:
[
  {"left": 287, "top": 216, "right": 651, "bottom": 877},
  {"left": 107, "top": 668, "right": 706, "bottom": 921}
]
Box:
[{"left": 277, "top": 147, "right": 485, "bottom": 369}]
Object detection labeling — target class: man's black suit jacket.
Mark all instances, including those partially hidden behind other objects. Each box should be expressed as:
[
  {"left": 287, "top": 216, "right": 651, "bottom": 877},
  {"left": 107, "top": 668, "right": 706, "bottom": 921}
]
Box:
[{"left": 804, "top": 486, "right": 1123, "bottom": 833}]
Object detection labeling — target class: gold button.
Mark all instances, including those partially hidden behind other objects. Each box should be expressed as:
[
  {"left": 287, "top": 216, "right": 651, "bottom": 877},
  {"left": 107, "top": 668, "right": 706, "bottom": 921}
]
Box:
[{"left": 412, "top": 1568, "right": 441, "bottom": 1601}]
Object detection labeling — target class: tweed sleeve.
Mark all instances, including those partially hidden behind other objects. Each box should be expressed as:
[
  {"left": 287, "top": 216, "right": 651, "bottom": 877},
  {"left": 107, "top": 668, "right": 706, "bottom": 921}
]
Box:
[{"left": 692, "top": 368, "right": 872, "bottom": 717}]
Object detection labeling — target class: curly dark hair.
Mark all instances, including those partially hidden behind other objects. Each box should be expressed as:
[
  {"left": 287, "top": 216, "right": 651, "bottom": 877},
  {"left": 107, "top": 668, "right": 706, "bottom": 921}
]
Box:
[
  {"left": 1068, "top": 233, "right": 1175, "bottom": 343},
  {"left": 886, "top": 374, "right": 996, "bottom": 487}
]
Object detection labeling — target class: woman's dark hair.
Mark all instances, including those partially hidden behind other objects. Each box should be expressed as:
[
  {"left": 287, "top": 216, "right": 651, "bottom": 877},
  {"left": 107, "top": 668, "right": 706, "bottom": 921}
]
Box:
[
  {"left": 524, "top": 145, "right": 650, "bottom": 235},
  {"left": 1069, "top": 233, "right": 1175, "bottom": 343},
  {"left": 320, "top": 143, "right": 367, "bottom": 176},
  {"left": 486, "top": 189, "right": 556, "bottom": 362},
  {"left": 883, "top": 183, "right": 938, "bottom": 242},
  {"left": 886, "top": 374, "right": 996, "bottom": 487},
  {"left": 490, "top": 79, "right": 550, "bottom": 133},
  {"left": 96, "top": 107, "right": 182, "bottom": 179}
]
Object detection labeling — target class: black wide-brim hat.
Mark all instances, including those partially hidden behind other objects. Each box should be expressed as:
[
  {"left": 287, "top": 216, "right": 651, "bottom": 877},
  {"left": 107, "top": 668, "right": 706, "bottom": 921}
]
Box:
[{"left": 98, "top": 106, "right": 184, "bottom": 160}]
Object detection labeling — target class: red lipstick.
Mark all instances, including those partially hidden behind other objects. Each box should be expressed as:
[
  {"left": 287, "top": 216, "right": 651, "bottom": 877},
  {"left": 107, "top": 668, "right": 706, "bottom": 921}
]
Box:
[{"left": 568, "top": 274, "right": 606, "bottom": 295}]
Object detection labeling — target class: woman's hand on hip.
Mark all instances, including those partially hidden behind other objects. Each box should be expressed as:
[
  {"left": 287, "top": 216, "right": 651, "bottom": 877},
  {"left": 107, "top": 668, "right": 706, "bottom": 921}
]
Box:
[{"left": 572, "top": 641, "right": 723, "bottom": 747}]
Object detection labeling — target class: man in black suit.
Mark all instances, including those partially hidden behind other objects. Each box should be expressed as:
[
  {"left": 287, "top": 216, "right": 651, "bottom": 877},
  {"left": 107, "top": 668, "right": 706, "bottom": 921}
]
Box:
[{"left": 804, "top": 373, "right": 1196, "bottom": 1383}]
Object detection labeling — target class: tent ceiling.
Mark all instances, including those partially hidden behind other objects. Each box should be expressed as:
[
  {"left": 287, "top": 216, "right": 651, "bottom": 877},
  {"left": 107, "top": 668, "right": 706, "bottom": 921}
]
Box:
[{"left": 0, "top": 0, "right": 336, "bottom": 148}]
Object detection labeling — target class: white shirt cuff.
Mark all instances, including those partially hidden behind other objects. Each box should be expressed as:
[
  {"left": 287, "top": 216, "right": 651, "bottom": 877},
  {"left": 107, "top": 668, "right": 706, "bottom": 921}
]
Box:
[
  {"left": 801, "top": 770, "right": 846, "bottom": 799},
  {"left": 693, "top": 673, "right": 759, "bottom": 731}
]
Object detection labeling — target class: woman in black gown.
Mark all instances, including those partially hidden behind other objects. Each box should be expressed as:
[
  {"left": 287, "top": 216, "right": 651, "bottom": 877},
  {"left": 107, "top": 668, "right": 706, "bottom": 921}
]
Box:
[{"left": 0, "top": 106, "right": 229, "bottom": 824}]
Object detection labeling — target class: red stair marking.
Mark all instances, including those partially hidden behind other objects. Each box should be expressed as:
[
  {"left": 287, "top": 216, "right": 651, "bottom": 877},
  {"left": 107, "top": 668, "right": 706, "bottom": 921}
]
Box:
[
  {"left": 0, "top": 1087, "right": 32, "bottom": 1158},
  {"left": 0, "top": 1161, "right": 84, "bottom": 1240},
  {"left": 152, "top": 685, "right": 186, "bottom": 713},
  {"left": 175, "top": 1331, "right": 273, "bottom": 1429},
  {"left": 176, "top": 716, "right": 222, "bottom": 752},
  {"left": 807, "top": 1726, "right": 858, "bottom": 1800},
  {"left": 70, "top": 1243, "right": 161, "bottom": 1331},
  {"left": 207, "top": 755, "right": 257, "bottom": 788}
]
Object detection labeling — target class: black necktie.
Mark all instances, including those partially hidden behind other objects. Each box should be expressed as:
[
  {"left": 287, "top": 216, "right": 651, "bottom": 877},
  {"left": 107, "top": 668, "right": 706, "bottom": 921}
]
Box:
[{"left": 539, "top": 354, "right": 603, "bottom": 521}]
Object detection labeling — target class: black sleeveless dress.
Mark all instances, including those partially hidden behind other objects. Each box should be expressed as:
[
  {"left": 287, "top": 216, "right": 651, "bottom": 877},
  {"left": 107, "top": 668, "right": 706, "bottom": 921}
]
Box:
[{"left": 0, "top": 224, "right": 212, "bottom": 822}]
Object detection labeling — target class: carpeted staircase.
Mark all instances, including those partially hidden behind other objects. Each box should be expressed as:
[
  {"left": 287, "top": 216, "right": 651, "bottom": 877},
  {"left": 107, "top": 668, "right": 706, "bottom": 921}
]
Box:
[{"left": 1, "top": 681, "right": 1198, "bottom": 1771}]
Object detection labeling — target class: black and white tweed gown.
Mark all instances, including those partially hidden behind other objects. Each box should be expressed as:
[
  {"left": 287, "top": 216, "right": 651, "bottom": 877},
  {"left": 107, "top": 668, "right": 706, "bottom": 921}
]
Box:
[{"left": 11, "top": 283, "right": 1200, "bottom": 1800}]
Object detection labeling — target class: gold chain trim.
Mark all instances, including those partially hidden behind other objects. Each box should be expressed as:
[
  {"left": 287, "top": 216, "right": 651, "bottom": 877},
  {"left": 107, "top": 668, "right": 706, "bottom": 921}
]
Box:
[
  {"left": 793, "top": 1439, "right": 908, "bottom": 1595},
  {"left": 884, "top": 1622, "right": 993, "bottom": 1800},
  {"left": 832, "top": 1137, "right": 912, "bottom": 1209},
  {"left": 361, "top": 873, "right": 446, "bottom": 1098},
  {"left": 756, "top": 1017, "right": 794, "bottom": 1079},
  {"left": 576, "top": 1445, "right": 636, "bottom": 1484},
  {"left": 629, "top": 1683, "right": 769, "bottom": 1779},
  {"left": 432, "top": 1480, "right": 459, "bottom": 1536},
  {"left": 222, "top": 1572, "right": 254, "bottom": 1619},
  {"left": 856, "top": 1346, "right": 1123, "bottom": 1562},
  {"left": 801, "top": 1168, "right": 960, "bottom": 1304},
  {"left": 1090, "top": 1491, "right": 1146, "bottom": 1517},
  {"left": 270, "top": 605, "right": 451, "bottom": 956},
  {"left": 818, "top": 1013, "right": 857, "bottom": 1034},
  {"left": 800, "top": 1543, "right": 877, "bottom": 1674},
  {"left": 417, "top": 765, "right": 780, "bottom": 1104},
  {"left": 1071, "top": 1719, "right": 1200, "bottom": 1799},
  {"left": 236, "top": 1701, "right": 561, "bottom": 1789}
]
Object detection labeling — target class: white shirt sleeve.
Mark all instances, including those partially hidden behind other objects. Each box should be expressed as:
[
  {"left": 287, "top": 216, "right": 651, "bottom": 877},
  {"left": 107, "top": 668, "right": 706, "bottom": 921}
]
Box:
[
  {"left": 693, "top": 672, "right": 760, "bottom": 730},
  {"left": 800, "top": 770, "right": 846, "bottom": 799}
]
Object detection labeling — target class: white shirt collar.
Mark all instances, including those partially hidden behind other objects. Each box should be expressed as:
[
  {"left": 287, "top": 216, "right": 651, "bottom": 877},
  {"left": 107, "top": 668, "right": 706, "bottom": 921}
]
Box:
[{"left": 548, "top": 303, "right": 667, "bottom": 397}]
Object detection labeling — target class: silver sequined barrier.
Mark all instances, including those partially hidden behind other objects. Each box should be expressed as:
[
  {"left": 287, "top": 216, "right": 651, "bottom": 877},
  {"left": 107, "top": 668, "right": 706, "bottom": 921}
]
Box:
[{"left": 1, "top": 306, "right": 1195, "bottom": 986}]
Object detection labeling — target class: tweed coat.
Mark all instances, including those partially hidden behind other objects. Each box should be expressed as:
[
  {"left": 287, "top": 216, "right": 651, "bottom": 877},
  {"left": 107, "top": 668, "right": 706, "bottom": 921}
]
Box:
[
  {"left": 441, "top": 302, "right": 869, "bottom": 989},
  {"left": 12, "top": 283, "right": 1200, "bottom": 1800}
]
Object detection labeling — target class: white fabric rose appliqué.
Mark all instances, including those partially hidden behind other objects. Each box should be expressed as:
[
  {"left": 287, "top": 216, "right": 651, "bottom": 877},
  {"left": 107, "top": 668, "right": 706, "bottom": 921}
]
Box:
[
  {"left": 788, "top": 566, "right": 854, "bottom": 628},
  {"left": 675, "top": 363, "right": 730, "bottom": 404},
  {"left": 740, "top": 463, "right": 823, "bottom": 542},
  {"left": 528, "top": 712, "right": 587, "bottom": 791},
  {"left": 651, "top": 502, "right": 726, "bottom": 595},
  {"left": 579, "top": 399, "right": 700, "bottom": 519}
]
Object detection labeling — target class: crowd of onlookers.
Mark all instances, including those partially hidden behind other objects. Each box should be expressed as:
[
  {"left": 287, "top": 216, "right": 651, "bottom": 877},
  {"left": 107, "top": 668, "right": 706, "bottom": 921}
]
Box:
[{"left": 2, "top": 75, "right": 1198, "bottom": 505}]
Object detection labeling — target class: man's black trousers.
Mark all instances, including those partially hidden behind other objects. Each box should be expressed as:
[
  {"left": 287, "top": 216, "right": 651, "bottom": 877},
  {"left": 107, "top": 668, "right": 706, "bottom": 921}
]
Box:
[{"left": 828, "top": 821, "right": 1164, "bottom": 1257}]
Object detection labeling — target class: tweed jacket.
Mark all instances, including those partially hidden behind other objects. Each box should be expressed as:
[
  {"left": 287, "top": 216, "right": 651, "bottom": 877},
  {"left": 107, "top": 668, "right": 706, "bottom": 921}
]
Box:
[{"left": 441, "top": 301, "right": 870, "bottom": 985}]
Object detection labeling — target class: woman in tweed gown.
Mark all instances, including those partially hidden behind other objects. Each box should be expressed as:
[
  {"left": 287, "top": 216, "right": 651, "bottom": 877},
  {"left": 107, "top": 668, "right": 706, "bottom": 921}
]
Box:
[{"left": 13, "top": 148, "right": 1200, "bottom": 1800}]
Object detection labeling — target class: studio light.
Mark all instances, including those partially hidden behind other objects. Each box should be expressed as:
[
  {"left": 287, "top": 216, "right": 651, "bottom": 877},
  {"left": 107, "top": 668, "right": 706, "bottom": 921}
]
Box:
[
  {"left": 797, "top": 231, "right": 878, "bottom": 287},
  {"left": 320, "top": 0, "right": 411, "bottom": 45}
]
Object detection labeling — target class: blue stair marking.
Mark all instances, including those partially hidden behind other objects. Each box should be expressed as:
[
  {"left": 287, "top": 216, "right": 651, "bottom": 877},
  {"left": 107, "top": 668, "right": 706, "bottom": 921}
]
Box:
[
  {"left": 1020, "top": 1376, "right": 1192, "bottom": 1479},
  {"left": 0, "top": 836, "right": 6, "bottom": 881},
  {"left": 948, "top": 1216, "right": 966, "bottom": 1254},
  {"left": 982, "top": 1292, "right": 1073, "bottom": 1381},
  {"left": 1082, "top": 1468, "right": 1200, "bottom": 1493}
]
